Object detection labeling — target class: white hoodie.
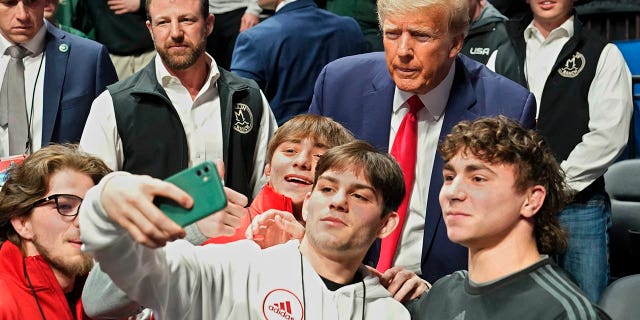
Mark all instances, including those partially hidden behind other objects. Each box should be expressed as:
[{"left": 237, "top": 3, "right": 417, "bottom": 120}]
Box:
[{"left": 80, "top": 177, "right": 409, "bottom": 320}]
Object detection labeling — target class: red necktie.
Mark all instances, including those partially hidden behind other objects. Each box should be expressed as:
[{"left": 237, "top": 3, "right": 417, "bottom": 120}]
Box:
[{"left": 377, "top": 95, "right": 424, "bottom": 272}]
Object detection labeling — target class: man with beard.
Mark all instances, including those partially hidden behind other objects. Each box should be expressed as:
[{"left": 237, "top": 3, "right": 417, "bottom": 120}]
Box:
[
  {"left": 0, "top": 144, "right": 111, "bottom": 319},
  {"left": 80, "top": 0, "right": 277, "bottom": 203}
]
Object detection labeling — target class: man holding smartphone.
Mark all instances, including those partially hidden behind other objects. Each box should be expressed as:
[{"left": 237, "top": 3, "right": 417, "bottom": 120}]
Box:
[{"left": 79, "top": 141, "right": 413, "bottom": 319}]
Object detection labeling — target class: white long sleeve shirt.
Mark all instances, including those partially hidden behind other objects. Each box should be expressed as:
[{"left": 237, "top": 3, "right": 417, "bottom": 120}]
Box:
[
  {"left": 391, "top": 63, "right": 453, "bottom": 273},
  {"left": 488, "top": 17, "right": 633, "bottom": 192},
  {"left": 79, "top": 55, "right": 277, "bottom": 198},
  {"left": 79, "top": 175, "right": 410, "bottom": 320}
]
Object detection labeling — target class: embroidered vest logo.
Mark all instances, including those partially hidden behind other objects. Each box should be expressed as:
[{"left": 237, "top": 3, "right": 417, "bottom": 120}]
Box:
[
  {"left": 233, "top": 103, "right": 253, "bottom": 134},
  {"left": 262, "top": 289, "right": 303, "bottom": 320},
  {"left": 557, "top": 52, "right": 585, "bottom": 78}
]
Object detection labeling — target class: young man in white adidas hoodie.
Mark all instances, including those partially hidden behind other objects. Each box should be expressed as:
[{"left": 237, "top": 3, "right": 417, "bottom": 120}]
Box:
[{"left": 79, "top": 140, "right": 411, "bottom": 319}]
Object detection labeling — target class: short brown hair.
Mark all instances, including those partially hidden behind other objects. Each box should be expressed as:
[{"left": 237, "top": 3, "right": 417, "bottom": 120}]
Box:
[
  {"left": 314, "top": 140, "right": 405, "bottom": 216},
  {"left": 0, "top": 144, "right": 111, "bottom": 246},
  {"left": 266, "top": 114, "right": 355, "bottom": 164},
  {"left": 439, "top": 116, "right": 569, "bottom": 255}
]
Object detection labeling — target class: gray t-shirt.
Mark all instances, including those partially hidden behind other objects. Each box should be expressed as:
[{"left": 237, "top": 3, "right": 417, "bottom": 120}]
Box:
[{"left": 407, "top": 257, "right": 610, "bottom": 320}]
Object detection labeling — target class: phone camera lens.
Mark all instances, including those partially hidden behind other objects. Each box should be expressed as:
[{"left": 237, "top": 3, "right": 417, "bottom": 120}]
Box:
[
  {"left": 204, "top": 166, "right": 210, "bottom": 173},
  {"left": 196, "top": 170, "right": 202, "bottom": 176}
]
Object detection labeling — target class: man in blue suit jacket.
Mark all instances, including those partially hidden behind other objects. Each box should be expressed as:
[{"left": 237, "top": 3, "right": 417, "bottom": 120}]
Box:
[
  {"left": 231, "top": 0, "right": 365, "bottom": 125},
  {"left": 309, "top": 0, "right": 535, "bottom": 284},
  {"left": 1, "top": 0, "right": 116, "bottom": 157}
]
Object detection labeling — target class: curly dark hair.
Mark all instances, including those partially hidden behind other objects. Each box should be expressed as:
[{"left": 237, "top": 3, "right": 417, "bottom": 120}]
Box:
[{"left": 439, "top": 116, "right": 569, "bottom": 255}]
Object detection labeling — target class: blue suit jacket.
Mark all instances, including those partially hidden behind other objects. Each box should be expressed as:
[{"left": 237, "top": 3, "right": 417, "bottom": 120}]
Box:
[
  {"left": 309, "top": 52, "right": 536, "bottom": 283},
  {"left": 231, "top": 0, "right": 365, "bottom": 125},
  {"left": 41, "top": 23, "right": 117, "bottom": 147}
]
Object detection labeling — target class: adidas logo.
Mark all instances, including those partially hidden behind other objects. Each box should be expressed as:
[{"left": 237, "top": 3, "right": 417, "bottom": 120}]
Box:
[
  {"left": 268, "top": 300, "right": 296, "bottom": 320},
  {"left": 262, "top": 289, "right": 303, "bottom": 320}
]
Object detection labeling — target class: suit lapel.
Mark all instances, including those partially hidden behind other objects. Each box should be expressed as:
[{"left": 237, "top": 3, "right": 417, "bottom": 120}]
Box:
[
  {"left": 41, "top": 25, "right": 70, "bottom": 146},
  {"left": 422, "top": 57, "right": 478, "bottom": 262},
  {"left": 360, "top": 66, "right": 395, "bottom": 152}
]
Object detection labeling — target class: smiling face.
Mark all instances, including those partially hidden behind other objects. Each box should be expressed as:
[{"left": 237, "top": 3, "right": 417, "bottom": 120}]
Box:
[
  {"left": 146, "top": 0, "right": 213, "bottom": 70},
  {"left": 12, "top": 169, "right": 95, "bottom": 277},
  {"left": 382, "top": 5, "right": 463, "bottom": 95},
  {"left": 265, "top": 137, "right": 328, "bottom": 211},
  {"left": 0, "top": 0, "right": 47, "bottom": 44},
  {"left": 439, "top": 151, "right": 538, "bottom": 250},
  {"left": 528, "top": 0, "right": 574, "bottom": 33},
  {"left": 301, "top": 168, "right": 398, "bottom": 258}
]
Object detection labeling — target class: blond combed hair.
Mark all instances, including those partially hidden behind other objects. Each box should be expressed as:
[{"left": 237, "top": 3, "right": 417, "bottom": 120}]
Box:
[{"left": 377, "top": 0, "right": 470, "bottom": 37}]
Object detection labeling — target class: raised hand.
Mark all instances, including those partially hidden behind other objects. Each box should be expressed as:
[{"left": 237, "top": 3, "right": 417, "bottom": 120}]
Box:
[{"left": 245, "top": 209, "right": 304, "bottom": 248}]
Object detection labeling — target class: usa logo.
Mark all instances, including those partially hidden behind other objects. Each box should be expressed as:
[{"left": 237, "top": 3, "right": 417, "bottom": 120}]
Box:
[
  {"left": 233, "top": 103, "right": 253, "bottom": 134},
  {"left": 262, "top": 289, "right": 303, "bottom": 320}
]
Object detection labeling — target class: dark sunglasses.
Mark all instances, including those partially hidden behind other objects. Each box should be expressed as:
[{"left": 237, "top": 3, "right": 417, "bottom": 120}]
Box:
[{"left": 30, "top": 194, "right": 83, "bottom": 217}]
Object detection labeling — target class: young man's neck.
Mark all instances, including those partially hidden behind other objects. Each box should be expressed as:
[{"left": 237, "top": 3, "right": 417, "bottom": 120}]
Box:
[
  {"left": 533, "top": 13, "right": 572, "bottom": 38},
  {"left": 164, "top": 54, "right": 211, "bottom": 100},
  {"left": 467, "top": 232, "right": 541, "bottom": 283},
  {"left": 299, "top": 237, "right": 363, "bottom": 285}
]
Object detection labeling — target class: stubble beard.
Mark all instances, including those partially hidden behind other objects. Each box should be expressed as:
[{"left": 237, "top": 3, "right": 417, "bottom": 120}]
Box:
[
  {"left": 157, "top": 36, "right": 207, "bottom": 70},
  {"left": 32, "top": 237, "right": 93, "bottom": 278}
]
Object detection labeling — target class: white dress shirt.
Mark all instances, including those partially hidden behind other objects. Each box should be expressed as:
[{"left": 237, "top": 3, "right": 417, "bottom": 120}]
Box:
[
  {"left": 80, "top": 54, "right": 277, "bottom": 197},
  {"left": 391, "top": 63, "right": 455, "bottom": 274},
  {"left": 0, "top": 24, "right": 47, "bottom": 157},
  {"left": 275, "top": 0, "right": 296, "bottom": 11},
  {"left": 524, "top": 17, "right": 633, "bottom": 192}
]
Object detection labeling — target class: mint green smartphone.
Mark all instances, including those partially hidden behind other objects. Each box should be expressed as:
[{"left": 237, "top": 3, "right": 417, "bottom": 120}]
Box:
[{"left": 155, "top": 161, "right": 227, "bottom": 227}]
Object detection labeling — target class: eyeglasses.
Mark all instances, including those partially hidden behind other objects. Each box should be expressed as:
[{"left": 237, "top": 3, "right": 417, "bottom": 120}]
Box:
[{"left": 30, "top": 194, "right": 83, "bottom": 217}]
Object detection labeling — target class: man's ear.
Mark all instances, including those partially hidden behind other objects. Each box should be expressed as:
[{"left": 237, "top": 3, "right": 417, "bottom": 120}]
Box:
[
  {"left": 521, "top": 185, "right": 546, "bottom": 218},
  {"left": 300, "top": 192, "right": 312, "bottom": 222},
  {"left": 449, "top": 33, "right": 465, "bottom": 58},
  {"left": 146, "top": 20, "right": 154, "bottom": 41},
  {"left": 377, "top": 211, "right": 399, "bottom": 239},
  {"left": 206, "top": 14, "right": 215, "bottom": 36},
  {"left": 10, "top": 216, "right": 34, "bottom": 241},
  {"left": 264, "top": 163, "right": 272, "bottom": 178}
]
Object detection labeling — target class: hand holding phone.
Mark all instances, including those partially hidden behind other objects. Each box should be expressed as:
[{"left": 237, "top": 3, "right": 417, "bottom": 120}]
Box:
[{"left": 154, "top": 161, "right": 227, "bottom": 227}]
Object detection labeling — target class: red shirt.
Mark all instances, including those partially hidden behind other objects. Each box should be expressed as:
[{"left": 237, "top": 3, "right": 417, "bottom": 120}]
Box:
[
  {"left": 202, "top": 183, "right": 293, "bottom": 244},
  {"left": 0, "top": 241, "right": 91, "bottom": 320}
]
